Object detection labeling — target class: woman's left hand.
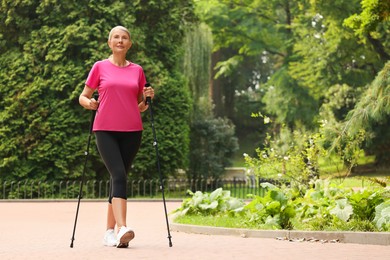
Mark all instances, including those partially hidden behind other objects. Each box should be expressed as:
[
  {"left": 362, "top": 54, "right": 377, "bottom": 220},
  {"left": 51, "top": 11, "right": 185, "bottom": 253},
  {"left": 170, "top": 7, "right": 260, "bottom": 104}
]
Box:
[{"left": 144, "top": 86, "right": 155, "bottom": 100}]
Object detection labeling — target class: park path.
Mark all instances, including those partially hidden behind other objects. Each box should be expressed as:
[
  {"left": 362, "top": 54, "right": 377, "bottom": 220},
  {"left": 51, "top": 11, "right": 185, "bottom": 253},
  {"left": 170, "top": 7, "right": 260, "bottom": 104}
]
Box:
[{"left": 0, "top": 200, "right": 389, "bottom": 260}]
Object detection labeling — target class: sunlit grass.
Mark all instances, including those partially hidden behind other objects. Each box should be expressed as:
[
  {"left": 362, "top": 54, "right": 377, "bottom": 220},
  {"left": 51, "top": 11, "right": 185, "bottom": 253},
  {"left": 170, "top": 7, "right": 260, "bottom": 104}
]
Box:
[
  {"left": 328, "top": 176, "right": 382, "bottom": 189},
  {"left": 175, "top": 215, "right": 244, "bottom": 228},
  {"left": 174, "top": 214, "right": 268, "bottom": 230}
]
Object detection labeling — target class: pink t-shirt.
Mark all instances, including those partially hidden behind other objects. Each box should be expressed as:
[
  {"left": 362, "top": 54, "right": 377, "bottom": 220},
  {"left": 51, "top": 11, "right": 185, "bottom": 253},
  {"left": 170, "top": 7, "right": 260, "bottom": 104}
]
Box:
[{"left": 85, "top": 59, "right": 146, "bottom": 131}]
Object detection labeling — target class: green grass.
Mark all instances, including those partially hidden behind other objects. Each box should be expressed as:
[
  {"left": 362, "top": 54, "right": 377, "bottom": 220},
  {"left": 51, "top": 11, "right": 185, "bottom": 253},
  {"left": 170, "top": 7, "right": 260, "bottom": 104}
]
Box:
[
  {"left": 317, "top": 152, "right": 389, "bottom": 188},
  {"left": 175, "top": 215, "right": 242, "bottom": 228},
  {"left": 174, "top": 214, "right": 265, "bottom": 230},
  {"left": 328, "top": 176, "right": 382, "bottom": 189},
  {"left": 174, "top": 214, "right": 380, "bottom": 232}
]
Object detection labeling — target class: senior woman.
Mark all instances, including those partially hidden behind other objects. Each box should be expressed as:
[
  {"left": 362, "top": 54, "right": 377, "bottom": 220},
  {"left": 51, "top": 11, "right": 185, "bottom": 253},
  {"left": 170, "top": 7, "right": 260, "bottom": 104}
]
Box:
[{"left": 79, "top": 25, "right": 154, "bottom": 248}]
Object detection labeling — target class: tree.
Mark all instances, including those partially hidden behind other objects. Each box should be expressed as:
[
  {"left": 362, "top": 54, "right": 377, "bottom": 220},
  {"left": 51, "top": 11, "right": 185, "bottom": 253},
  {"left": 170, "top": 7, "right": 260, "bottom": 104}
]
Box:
[
  {"left": 342, "top": 62, "right": 390, "bottom": 166},
  {"left": 195, "top": 0, "right": 390, "bottom": 167},
  {"left": 183, "top": 22, "right": 212, "bottom": 114},
  {"left": 315, "top": 0, "right": 390, "bottom": 166},
  {"left": 194, "top": 0, "right": 323, "bottom": 130},
  {"left": 344, "top": 0, "right": 390, "bottom": 62},
  {"left": 188, "top": 116, "right": 238, "bottom": 181},
  {"left": 182, "top": 22, "right": 239, "bottom": 180}
]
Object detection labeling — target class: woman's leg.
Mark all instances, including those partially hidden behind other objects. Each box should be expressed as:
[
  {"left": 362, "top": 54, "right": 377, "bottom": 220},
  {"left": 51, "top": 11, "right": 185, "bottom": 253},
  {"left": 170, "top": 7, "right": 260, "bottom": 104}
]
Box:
[
  {"left": 106, "top": 203, "right": 116, "bottom": 230},
  {"left": 111, "top": 197, "right": 128, "bottom": 228},
  {"left": 106, "top": 178, "right": 116, "bottom": 230},
  {"left": 113, "top": 131, "right": 142, "bottom": 227},
  {"left": 121, "top": 132, "right": 142, "bottom": 172},
  {"left": 96, "top": 131, "right": 128, "bottom": 229},
  {"left": 96, "top": 131, "right": 142, "bottom": 229}
]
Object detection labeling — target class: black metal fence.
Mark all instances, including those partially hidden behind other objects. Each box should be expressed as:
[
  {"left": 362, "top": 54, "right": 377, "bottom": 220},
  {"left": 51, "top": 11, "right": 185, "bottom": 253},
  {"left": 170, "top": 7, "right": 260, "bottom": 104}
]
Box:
[{"left": 0, "top": 178, "right": 267, "bottom": 200}]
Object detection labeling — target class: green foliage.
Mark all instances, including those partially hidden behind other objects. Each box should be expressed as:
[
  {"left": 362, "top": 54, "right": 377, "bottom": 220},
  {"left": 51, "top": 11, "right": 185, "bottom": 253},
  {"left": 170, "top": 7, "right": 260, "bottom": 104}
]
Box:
[
  {"left": 181, "top": 22, "right": 239, "bottom": 182},
  {"left": 347, "top": 188, "right": 384, "bottom": 223},
  {"left": 195, "top": 0, "right": 316, "bottom": 127},
  {"left": 244, "top": 128, "right": 324, "bottom": 185},
  {"left": 183, "top": 23, "right": 212, "bottom": 106},
  {"left": 173, "top": 181, "right": 390, "bottom": 232},
  {"left": 263, "top": 67, "right": 318, "bottom": 128},
  {"left": 0, "top": 0, "right": 195, "bottom": 181},
  {"left": 195, "top": 0, "right": 291, "bottom": 61},
  {"left": 344, "top": 0, "right": 390, "bottom": 62},
  {"left": 343, "top": 62, "right": 390, "bottom": 133},
  {"left": 243, "top": 184, "right": 296, "bottom": 229},
  {"left": 322, "top": 62, "right": 390, "bottom": 167},
  {"left": 290, "top": 0, "right": 380, "bottom": 98},
  {"left": 195, "top": 0, "right": 389, "bottom": 169},
  {"left": 373, "top": 200, "right": 390, "bottom": 230},
  {"left": 171, "top": 187, "right": 245, "bottom": 218},
  {"left": 188, "top": 116, "right": 239, "bottom": 179},
  {"left": 135, "top": 73, "right": 191, "bottom": 179},
  {"left": 330, "top": 198, "right": 354, "bottom": 221}
]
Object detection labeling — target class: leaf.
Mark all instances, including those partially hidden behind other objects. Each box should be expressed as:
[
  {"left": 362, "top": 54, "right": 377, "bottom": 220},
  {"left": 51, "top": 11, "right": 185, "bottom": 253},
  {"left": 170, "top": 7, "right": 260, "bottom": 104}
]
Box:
[
  {"left": 192, "top": 191, "right": 205, "bottom": 207},
  {"left": 266, "top": 201, "right": 281, "bottom": 215},
  {"left": 260, "top": 182, "right": 277, "bottom": 190},
  {"left": 210, "top": 187, "right": 223, "bottom": 201},
  {"left": 199, "top": 201, "right": 218, "bottom": 210},
  {"left": 269, "top": 189, "right": 287, "bottom": 204},
  {"left": 373, "top": 200, "right": 390, "bottom": 230},
  {"left": 264, "top": 215, "right": 281, "bottom": 229},
  {"left": 227, "top": 197, "right": 245, "bottom": 211},
  {"left": 330, "top": 199, "right": 353, "bottom": 222}
]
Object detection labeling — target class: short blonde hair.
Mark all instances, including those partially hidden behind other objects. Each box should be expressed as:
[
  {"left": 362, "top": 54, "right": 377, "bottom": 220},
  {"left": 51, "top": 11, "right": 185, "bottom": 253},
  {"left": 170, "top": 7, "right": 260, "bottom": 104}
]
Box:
[{"left": 108, "top": 26, "right": 131, "bottom": 41}]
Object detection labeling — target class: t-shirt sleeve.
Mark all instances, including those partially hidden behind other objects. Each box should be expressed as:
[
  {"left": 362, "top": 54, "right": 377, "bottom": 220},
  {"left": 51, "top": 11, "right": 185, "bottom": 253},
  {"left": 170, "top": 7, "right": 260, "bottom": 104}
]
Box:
[
  {"left": 85, "top": 62, "right": 100, "bottom": 89},
  {"left": 138, "top": 67, "right": 146, "bottom": 94}
]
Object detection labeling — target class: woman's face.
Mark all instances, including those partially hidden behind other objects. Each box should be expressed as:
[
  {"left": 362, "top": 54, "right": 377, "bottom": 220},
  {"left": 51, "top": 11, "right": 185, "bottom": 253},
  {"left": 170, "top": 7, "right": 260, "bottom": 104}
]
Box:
[{"left": 108, "top": 28, "right": 132, "bottom": 54}]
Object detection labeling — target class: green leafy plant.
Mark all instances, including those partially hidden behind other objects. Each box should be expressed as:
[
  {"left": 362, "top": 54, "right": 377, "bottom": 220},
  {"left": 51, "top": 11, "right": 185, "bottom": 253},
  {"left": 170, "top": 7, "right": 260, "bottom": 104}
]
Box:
[
  {"left": 242, "top": 183, "right": 296, "bottom": 229},
  {"left": 171, "top": 188, "right": 245, "bottom": 218},
  {"left": 244, "top": 129, "right": 325, "bottom": 187},
  {"left": 348, "top": 189, "right": 384, "bottom": 221},
  {"left": 330, "top": 199, "right": 353, "bottom": 222},
  {"left": 173, "top": 181, "right": 390, "bottom": 232},
  {"left": 373, "top": 200, "right": 390, "bottom": 231},
  {"left": 188, "top": 117, "right": 239, "bottom": 180}
]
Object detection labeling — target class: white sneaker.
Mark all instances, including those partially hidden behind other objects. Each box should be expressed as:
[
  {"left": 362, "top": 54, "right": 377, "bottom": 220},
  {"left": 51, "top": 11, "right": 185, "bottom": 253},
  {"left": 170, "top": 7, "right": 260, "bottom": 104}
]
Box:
[
  {"left": 103, "top": 229, "right": 117, "bottom": 247},
  {"left": 116, "top": 226, "right": 135, "bottom": 248}
]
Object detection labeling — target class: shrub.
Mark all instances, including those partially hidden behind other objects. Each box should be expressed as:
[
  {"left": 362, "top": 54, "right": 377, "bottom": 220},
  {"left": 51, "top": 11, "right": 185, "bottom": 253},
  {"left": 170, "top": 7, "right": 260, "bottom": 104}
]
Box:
[
  {"left": 173, "top": 181, "right": 390, "bottom": 232},
  {"left": 187, "top": 116, "right": 239, "bottom": 180}
]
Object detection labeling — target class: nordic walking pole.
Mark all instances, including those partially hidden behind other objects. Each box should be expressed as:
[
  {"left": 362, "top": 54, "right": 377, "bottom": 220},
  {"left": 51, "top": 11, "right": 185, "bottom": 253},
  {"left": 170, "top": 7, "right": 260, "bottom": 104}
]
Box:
[
  {"left": 70, "top": 93, "right": 99, "bottom": 248},
  {"left": 145, "top": 83, "right": 173, "bottom": 247}
]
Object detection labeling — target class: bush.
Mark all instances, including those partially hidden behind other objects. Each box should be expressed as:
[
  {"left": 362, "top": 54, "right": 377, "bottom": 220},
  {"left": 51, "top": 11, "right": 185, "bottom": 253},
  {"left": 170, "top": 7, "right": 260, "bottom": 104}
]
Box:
[
  {"left": 173, "top": 181, "right": 390, "bottom": 232},
  {"left": 187, "top": 116, "right": 238, "bottom": 180}
]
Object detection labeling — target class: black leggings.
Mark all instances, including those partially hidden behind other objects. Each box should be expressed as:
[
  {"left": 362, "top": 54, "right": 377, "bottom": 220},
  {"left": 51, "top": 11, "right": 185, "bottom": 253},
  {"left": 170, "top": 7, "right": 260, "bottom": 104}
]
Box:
[{"left": 95, "top": 131, "right": 142, "bottom": 203}]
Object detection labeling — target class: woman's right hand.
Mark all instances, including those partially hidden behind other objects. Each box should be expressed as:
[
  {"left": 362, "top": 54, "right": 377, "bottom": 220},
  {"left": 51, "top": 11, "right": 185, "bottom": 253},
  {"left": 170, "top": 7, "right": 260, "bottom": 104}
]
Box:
[
  {"left": 79, "top": 85, "right": 99, "bottom": 110},
  {"left": 89, "top": 97, "right": 99, "bottom": 110}
]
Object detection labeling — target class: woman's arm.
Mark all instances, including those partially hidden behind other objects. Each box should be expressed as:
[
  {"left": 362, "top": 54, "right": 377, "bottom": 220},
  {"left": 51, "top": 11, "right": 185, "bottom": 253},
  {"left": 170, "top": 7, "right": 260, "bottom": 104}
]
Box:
[{"left": 79, "top": 85, "right": 99, "bottom": 110}]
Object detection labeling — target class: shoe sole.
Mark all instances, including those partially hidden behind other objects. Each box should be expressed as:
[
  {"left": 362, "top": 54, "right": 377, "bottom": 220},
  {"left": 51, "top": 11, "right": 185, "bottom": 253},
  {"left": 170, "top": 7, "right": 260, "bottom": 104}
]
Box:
[
  {"left": 117, "top": 230, "right": 135, "bottom": 248},
  {"left": 103, "top": 241, "right": 117, "bottom": 247}
]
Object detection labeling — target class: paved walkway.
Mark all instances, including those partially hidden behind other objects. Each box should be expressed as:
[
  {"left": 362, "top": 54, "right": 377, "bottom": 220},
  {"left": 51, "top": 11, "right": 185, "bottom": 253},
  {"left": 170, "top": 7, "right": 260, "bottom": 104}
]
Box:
[{"left": 0, "top": 201, "right": 389, "bottom": 259}]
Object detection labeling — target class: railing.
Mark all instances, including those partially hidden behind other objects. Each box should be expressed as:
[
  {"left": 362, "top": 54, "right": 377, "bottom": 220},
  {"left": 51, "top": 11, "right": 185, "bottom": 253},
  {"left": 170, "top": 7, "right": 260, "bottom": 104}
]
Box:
[{"left": 0, "top": 178, "right": 269, "bottom": 200}]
